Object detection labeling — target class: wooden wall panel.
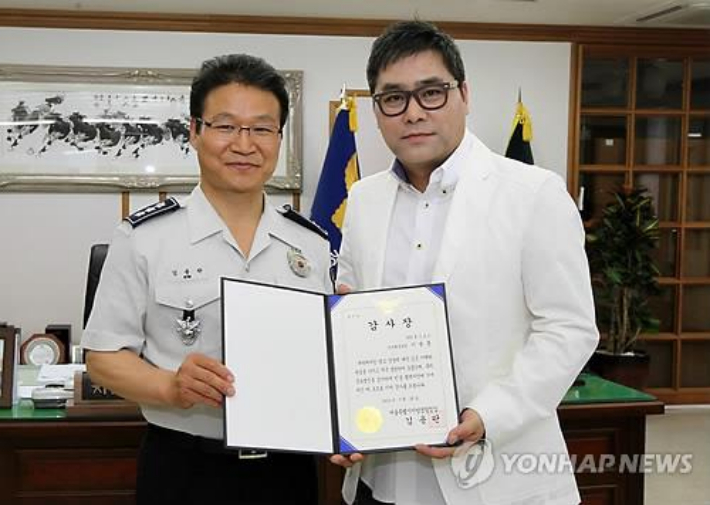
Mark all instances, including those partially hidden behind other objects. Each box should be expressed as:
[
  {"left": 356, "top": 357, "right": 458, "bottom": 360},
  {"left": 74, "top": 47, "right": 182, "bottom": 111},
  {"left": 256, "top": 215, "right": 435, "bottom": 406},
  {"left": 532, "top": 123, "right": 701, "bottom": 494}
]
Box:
[{"left": 0, "top": 8, "right": 708, "bottom": 46}]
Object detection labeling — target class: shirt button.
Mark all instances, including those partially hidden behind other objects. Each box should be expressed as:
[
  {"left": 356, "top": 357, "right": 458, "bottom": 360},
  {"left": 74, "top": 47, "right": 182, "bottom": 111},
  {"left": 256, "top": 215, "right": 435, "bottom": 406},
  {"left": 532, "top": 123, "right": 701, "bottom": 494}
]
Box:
[
  {"left": 244, "top": 264, "right": 251, "bottom": 272},
  {"left": 424, "top": 202, "right": 430, "bottom": 209},
  {"left": 416, "top": 243, "right": 423, "bottom": 250}
]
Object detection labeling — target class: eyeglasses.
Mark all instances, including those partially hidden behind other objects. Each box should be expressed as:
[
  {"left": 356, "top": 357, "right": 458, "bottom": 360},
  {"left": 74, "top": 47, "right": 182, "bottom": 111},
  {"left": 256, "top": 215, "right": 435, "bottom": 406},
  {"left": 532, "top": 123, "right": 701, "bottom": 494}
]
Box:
[
  {"left": 372, "top": 81, "right": 460, "bottom": 117},
  {"left": 195, "top": 118, "right": 282, "bottom": 141}
]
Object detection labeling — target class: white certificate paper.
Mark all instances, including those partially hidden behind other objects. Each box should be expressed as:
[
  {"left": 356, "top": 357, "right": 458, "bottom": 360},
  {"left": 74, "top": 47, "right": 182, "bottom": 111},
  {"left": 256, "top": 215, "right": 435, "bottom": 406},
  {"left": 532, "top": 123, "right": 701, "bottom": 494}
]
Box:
[{"left": 222, "top": 280, "right": 459, "bottom": 455}]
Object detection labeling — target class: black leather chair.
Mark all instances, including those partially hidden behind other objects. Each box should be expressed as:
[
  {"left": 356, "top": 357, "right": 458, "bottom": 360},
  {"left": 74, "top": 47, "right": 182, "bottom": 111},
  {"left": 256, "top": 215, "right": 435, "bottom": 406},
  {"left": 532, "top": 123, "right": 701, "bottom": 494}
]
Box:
[{"left": 82, "top": 243, "right": 109, "bottom": 328}]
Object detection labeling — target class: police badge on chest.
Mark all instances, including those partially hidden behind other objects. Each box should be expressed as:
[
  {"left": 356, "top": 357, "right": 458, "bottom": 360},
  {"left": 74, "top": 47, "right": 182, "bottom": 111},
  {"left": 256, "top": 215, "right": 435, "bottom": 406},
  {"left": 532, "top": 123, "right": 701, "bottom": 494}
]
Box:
[
  {"left": 166, "top": 264, "right": 208, "bottom": 346},
  {"left": 176, "top": 299, "right": 201, "bottom": 346},
  {"left": 287, "top": 247, "right": 311, "bottom": 278}
]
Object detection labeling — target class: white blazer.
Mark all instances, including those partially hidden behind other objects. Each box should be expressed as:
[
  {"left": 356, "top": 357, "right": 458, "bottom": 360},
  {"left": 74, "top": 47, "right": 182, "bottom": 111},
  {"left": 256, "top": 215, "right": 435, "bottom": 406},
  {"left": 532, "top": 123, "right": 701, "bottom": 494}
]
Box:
[{"left": 337, "top": 132, "right": 599, "bottom": 505}]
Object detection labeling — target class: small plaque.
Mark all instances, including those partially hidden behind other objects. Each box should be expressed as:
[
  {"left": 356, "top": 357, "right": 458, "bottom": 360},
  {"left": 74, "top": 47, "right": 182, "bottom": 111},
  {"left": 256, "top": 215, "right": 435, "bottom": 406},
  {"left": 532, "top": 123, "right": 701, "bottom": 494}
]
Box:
[
  {"left": 68, "top": 372, "right": 140, "bottom": 419},
  {"left": 20, "top": 334, "right": 65, "bottom": 366},
  {"left": 74, "top": 371, "right": 125, "bottom": 403}
]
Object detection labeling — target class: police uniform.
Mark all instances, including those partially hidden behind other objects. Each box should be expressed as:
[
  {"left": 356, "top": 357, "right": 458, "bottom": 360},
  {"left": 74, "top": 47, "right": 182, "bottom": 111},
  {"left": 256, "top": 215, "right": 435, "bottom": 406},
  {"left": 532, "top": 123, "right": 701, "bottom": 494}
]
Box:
[{"left": 82, "top": 185, "right": 331, "bottom": 504}]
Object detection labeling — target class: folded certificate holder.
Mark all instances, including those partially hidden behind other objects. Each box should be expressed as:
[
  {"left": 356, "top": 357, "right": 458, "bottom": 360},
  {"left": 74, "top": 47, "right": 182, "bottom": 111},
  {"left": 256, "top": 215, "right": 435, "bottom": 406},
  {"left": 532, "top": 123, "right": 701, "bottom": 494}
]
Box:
[{"left": 221, "top": 279, "right": 459, "bottom": 455}]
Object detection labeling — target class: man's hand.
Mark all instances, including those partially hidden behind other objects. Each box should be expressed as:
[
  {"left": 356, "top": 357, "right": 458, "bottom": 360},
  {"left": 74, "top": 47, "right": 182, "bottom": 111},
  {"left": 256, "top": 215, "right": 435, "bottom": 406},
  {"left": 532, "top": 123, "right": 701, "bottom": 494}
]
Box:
[
  {"left": 329, "top": 453, "right": 365, "bottom": 468},
  {"left": 415, "top": 409, "right": 485, "bottom": 459},
  {"left": 169, "top": 353, "right": 235, "bottom": 409}
]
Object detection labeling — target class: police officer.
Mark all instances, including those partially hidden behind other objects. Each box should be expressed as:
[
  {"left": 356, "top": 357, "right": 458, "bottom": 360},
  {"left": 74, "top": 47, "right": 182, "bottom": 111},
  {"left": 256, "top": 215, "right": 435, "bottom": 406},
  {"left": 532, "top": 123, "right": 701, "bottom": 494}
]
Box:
[{"left": 82, "top": 54, "right": 330, "bottom": 505}]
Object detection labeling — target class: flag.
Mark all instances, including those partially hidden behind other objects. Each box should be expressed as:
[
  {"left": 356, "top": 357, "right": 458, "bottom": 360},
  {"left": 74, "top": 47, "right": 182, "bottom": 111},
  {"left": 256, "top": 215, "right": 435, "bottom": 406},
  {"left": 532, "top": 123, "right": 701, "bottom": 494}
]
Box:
[
  {"left": 505, "top": 99, "right": 534, "bottom": 165},
  {"left": 310, "top": 96, "right": 361, "bottom": 256}
]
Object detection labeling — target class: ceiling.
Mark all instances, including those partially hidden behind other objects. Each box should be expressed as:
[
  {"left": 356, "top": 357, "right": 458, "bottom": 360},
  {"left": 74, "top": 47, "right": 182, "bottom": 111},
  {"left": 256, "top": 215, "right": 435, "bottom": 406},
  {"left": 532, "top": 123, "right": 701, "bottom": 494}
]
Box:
[{"left": 1, "top": 0, "right": 709, "bottom": 28}]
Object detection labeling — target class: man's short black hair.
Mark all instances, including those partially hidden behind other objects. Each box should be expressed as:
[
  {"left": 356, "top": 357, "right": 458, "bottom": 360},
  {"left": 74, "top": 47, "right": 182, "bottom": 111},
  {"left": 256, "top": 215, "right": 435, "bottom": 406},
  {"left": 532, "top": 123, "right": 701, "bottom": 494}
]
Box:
[
  {"left": 190, "top": 54, "right": 289, "bottom": 128},
  {"left": 367, "top": 21, "right": 466, "bottom": 93}
]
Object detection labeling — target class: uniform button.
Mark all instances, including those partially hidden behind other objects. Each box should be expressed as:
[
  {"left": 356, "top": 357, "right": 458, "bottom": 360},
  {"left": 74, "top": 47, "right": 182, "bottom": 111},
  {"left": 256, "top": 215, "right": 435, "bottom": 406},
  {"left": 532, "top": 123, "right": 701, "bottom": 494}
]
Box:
[
  {"left": 185, "top": 299, "right": 194, "bottom": 309},
  {"left": 442, "top": 189, "right": 448, "bottom": 195},
  {"left": 416, "top": 243, "right": 423, "bottom": 250},
  {"left": 244, "top": 264, "right": 250, "bottom": 272},
  {"left": 424, "top": 202, "right": 430, "bottom": 209}
]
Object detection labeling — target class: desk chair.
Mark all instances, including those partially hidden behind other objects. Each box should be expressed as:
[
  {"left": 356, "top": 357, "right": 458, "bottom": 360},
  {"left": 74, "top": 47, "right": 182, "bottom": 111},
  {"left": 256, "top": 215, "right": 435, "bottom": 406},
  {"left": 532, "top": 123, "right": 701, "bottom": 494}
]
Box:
[{"left": 82, "top": 243, "right": 109, "bottom": 328}]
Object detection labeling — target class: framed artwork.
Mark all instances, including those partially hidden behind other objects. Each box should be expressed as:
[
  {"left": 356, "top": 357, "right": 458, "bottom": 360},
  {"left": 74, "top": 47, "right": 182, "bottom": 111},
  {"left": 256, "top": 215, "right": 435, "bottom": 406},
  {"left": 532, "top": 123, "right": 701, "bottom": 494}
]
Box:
[
  {"left": 0, "top": 64, "right": 303, "bottom": 192},
  {"left": 0, "top": 325, "right": 17, "bottom": 408}
]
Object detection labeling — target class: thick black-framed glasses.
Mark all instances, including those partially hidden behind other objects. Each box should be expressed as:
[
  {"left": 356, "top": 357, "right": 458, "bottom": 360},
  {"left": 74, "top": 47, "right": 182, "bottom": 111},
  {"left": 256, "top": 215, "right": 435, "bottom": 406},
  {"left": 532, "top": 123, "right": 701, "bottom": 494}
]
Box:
[
  {"left": 195, "top": 118, "right": 282, "bottom": 140},
  {"left": 372, "top": 81, "right": 460, "bottom": 117}
]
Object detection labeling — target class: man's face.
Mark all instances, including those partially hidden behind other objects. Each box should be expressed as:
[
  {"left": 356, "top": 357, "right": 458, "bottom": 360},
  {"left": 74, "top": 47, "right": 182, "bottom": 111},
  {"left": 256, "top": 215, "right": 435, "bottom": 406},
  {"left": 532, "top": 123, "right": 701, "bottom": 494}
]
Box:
[
  {"left": 190, "top": 82, "right": 282, "bottom": 197},
  {"left": 373, "top": 50, "right": 469, "bottom": 177}
]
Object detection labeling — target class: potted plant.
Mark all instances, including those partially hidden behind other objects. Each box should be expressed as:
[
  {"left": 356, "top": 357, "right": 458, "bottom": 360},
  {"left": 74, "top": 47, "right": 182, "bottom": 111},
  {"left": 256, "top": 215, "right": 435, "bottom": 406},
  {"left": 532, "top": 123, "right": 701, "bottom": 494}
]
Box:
[{"left": 585, "top": 184, "right": 661, "bottom": 389}]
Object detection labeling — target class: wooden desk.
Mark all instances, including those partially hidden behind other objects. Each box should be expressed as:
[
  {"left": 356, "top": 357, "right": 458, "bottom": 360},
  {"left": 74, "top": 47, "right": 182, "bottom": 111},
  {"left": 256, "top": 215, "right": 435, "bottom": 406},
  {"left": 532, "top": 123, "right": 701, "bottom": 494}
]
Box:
[
  {"left": 560, "top": 374, "right": 664, "bottom": 505},
  {"left": 0, "top": 374, "right": 662, "bottom": 505},
  {"left": 0, "top": 403, "right": 143, "bottom": 504}
]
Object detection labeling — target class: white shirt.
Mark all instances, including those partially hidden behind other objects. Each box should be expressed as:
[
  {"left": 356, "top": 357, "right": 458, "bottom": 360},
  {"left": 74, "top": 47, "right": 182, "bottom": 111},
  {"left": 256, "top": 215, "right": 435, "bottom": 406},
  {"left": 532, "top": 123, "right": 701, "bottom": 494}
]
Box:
[{"left": 360, "top": 134, "right": 484, "bottom": 505}]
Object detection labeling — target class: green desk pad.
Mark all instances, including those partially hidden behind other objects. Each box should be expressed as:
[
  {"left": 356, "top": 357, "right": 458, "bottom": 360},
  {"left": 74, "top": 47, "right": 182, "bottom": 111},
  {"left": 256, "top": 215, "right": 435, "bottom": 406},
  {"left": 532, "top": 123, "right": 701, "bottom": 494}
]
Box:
[{"left": 563, "top": 373, "right": 657, "bottom": 404}]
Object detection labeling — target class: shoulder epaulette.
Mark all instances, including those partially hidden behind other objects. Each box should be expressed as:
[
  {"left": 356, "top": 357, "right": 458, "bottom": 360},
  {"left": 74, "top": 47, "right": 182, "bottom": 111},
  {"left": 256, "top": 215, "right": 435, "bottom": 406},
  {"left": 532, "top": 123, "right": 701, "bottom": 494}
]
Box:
[
  {"left": 124, "top": 197, "right": 180, "bottom": 228},
  {"left": 277, "top": 204, "right": 328, "bottom": 240}
]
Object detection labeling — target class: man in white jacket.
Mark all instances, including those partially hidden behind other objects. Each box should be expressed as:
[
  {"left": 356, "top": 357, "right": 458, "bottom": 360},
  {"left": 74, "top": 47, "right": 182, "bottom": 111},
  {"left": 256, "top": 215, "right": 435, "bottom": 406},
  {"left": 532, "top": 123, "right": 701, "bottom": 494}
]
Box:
[{"left": 330, "top": 20, "right": 599, "bottom": 505}]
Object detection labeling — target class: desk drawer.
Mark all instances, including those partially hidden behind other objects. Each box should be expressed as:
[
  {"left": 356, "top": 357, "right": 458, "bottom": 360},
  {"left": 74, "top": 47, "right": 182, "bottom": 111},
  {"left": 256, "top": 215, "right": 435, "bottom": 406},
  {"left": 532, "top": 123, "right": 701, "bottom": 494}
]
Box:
[
  {"left": 17, "top": 448, "right": 138, "bottom": 492},
  {"left": 579, "top": 485, "right": 616, "bottom": 505},
  {"left": 564, "top": 427, "right": 620, "bottom": 470}
]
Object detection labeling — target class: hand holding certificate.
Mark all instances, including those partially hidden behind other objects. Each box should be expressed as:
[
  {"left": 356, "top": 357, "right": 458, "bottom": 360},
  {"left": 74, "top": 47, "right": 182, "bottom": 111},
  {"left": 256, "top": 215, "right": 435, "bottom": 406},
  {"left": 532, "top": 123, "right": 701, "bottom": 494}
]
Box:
[{"left": 221, "top": 280, "right": 459, "bottom": 455}]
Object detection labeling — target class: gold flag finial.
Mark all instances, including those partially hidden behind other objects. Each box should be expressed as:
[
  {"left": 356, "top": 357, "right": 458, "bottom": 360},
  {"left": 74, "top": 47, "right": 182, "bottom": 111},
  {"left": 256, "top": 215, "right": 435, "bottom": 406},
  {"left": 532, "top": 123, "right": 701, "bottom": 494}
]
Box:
[{"left": 336, "top": 86, "right": 358, "bottom": 133}]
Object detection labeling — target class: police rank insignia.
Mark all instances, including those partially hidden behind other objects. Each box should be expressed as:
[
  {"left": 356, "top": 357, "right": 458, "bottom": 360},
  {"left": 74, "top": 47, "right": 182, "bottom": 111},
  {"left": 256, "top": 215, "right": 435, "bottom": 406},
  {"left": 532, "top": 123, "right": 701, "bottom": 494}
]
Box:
[
  {"left": 125, "top": 197, "right": 180, "bottom": 228},
  {"left": 287, "top": 248, "right": 311, "bottom": 278},
  {"left": 175, "top": 299, "right": 201, "bottom": 346}
]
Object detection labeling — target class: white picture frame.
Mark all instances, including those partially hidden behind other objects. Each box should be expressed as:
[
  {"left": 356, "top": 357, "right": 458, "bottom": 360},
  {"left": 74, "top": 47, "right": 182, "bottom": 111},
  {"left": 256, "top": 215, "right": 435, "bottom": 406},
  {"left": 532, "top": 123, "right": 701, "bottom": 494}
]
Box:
[{"left": 0, "top": 64, "right": 302, "bottom": 192}]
